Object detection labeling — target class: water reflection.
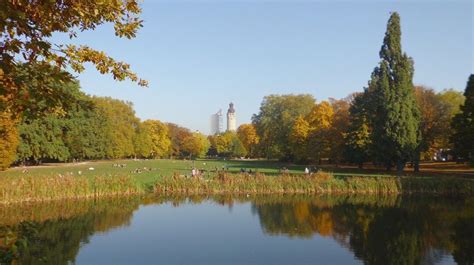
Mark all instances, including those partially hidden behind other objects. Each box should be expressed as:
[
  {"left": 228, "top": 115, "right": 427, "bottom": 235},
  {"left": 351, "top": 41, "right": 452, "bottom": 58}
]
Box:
[
  {"left": 0, "top": 195, "right": 472, "bottom": 265},
  {"left": 0, "top": 197, "right": 141, "bottom": 264},
  {"left": 252, "top": 195, "right": 474, "bottom": 265}
]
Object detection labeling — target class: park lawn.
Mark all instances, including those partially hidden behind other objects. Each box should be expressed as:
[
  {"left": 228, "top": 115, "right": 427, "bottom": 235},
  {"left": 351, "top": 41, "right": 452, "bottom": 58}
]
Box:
[
  {"left": 1, "top": 159, "right": 473, "bottom": 204},
  {"left": 2, "top": 158, "right": 465, "bottom": 188},
  {"left": 0, "top": 159, "right": 310, "bottom": 186}
]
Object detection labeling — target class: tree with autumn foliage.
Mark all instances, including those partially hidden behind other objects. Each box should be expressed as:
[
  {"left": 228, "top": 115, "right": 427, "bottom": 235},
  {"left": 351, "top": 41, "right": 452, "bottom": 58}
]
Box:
[
  {"left": 0, "top": 0, "right": 147, "bottom": 169},
  {"left": 134, "top": 120, "right": 171, "bottom": 159},
  {"left": 181, "top": 132, "right": 210, "bottom": 159},
  {"left": 305, "top": 101, "right": 334, "bottom": 162},
  {"left": 208, "top": 131, "right": 247, "bottom": 158},
  {"left": 0, "top": 112, "right": 18, "bottom": 169},
  {"left": 289, "top": 115, "right": 311, "bottom": 162},
  {"left": 252, "top": 94, "right": 315, "bottom": 160},
  {"left": 327, "top": 98, "right": 350, "bottom": 164},
  {"left": 287, "top": 101, "right": 336, "bottom": 163},
  {"left": 413, "top": 86, "right": 452, "bottom": 170},
  {"left": 237, "top": 124, "right": 259, "bottom": 158}
]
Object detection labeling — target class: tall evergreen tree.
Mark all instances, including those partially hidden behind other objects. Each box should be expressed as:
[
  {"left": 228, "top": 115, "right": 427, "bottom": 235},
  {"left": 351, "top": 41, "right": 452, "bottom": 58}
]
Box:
[
  {"left": 369, "top": 12, "right": 420, "bottom": 173},
  {"left": 451, "top": 75, "right": 474, "bottom": 163}
]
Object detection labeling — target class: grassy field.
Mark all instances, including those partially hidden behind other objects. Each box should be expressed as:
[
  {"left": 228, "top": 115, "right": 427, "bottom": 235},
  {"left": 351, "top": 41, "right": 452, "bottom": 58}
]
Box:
[
  {"left": 0, "top": 159, "right": 309, "bottom": 186},
  {"left": 1, "top": 159, "right": 472, "bottom": 186},
  {"left": 1, "top": 159, "right": 473, "bottom": 204}
]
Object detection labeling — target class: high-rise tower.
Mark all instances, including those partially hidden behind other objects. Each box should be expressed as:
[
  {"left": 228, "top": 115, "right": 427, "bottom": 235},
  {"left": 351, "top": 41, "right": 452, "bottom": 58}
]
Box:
[
  {"left": 210, "top": 110, "right": 223, "bottom": 135},
  {"left": 227, "top": 102, "right": 236, "bottom": 132}
]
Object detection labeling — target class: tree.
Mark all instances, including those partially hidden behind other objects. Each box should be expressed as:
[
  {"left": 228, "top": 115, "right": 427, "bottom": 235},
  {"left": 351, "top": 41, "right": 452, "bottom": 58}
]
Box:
[
  {"left": 0, "top": 1, "right": 147, "bottom": 169},
  {"left": 0, "top": 111, "right": 18, "bottom": 169},
  {"left": 1, "top": 0, "right": 147, "bottom": 112},
  {"left": 327, "top": 98, "right": 350, "bottom": 164},
  {"left": 345, "top": 93, "right": 372, "bottom": 168},
  {"left": 237, "top": 124, "right": 259, "bottom": 157},
  {"left": 16, "top": 114, "right": 70, "bottom": 163},
  {"left": 305, "top": 101, "right": 334, "bottom": 163},
  {"left": 60, "top": 82, "right": 109, "bottom": 160},
  {"left": 166, "top": 123, "right": 193, "bottom": 158},
  {"left": 252, "top": 94, "right": 315, "bottom": 160},
  {"left": 289, "top": 115, "right": 310, "bottom": 162},
  {"left": 231, "top": 136, "right": 248, "bottom": 158},
  {"left": 437, "top": 89, "right": 465, "bottom": 149},
  {"left": 92, "top": 97, "right": 139, "bottom": 159},
  {"left": 15, "top": 80, "right": 108, "bottom": 163},
  {"left": 413, "top": 86, "right": 451, "bottom": 169},
  {"left": 208, "top": 131, "right": 246, "bottom": 158},
  {"left": 451, "top": 75, "right": 474, "bottom": 163},
  {"left": 134, "top": 120, "right": 171, "bottom": 158},
  {"left": 438, "top": 89, "right": 465, "bottom": 118},
  {"left": 181, "top": 132, "right": 210, "bottom": 158},
  {"left": 369, "top": 12, "right": 420, "bottom": 173}
]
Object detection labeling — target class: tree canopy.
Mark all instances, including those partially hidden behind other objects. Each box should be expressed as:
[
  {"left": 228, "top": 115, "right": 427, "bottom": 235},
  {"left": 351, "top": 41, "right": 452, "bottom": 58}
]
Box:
[{"left": 452, "top": 75, "right": 474, "bottom": 163}]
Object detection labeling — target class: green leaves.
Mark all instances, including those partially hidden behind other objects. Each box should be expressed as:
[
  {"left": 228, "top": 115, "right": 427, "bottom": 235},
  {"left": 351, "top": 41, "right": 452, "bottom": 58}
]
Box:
[{"left": 451, "top": 75, "right": 474, "bottom": 162}]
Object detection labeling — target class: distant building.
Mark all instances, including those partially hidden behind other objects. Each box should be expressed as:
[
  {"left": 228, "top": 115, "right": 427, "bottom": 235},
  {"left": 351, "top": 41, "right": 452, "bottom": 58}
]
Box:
[
  {"left": 210, "top": 110, "right": 223, "bottom": 135},
  {"left": 227, "top": 102, "right": 236, "bottom": 132}
]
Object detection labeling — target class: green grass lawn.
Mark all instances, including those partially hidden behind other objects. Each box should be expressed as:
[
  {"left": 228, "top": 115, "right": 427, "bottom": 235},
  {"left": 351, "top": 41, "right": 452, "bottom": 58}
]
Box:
[
  {"left": 0, "top": 159, "right": 310, "bottom": 186},
  {"left": 3, "top": 158, "right": 461, "bottom": 188},
  {"left": 2, "top": 159, "right": 473, "bottom": 204}
]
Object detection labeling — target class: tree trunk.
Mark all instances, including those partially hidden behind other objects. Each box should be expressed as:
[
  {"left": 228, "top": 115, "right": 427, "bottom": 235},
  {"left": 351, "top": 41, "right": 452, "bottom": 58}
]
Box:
[
  {"left": 414, "top": 158, "right": 420, "bottom": 173},
  {"left": 396, "top": 160, "right": 405, "bottom": 175},
  {"left": 413, "top": 149, "right": 420, "bottom": 172}
]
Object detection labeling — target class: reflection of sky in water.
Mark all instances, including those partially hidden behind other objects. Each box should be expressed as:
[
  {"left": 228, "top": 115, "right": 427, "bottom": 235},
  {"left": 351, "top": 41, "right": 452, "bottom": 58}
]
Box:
[{"left": 76, "top": 201, "right": 359, "bottom": 265}]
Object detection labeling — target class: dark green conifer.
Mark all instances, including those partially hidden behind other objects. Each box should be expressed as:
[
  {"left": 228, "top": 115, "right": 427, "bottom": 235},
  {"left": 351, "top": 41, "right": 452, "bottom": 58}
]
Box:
[
  {"left": 451, "top": 75, "right": 474, "bottom": 163},
  {"left": 369, "top": 12, "right": 421, "bottom": 173}
]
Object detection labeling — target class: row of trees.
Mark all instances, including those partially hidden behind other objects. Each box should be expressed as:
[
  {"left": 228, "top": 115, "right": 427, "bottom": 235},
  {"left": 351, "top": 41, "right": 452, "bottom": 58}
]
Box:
[
  {"left": 11, "top": 81, "right": 210, "bottom": 165},
  {"left": 245, "top": 13, "right": 471, "bottom": 172}
]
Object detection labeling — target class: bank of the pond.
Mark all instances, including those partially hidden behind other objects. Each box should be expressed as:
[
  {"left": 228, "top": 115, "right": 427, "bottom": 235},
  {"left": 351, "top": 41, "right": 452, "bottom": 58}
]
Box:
[
  {"left": 1, "top": 172, "right": 473, "bottom": 204},
  {"left": 0, "top": 175, "right": 144, "bottom": 204},
  {"left": 153, "top": 172, "right": 474, "bottom": 195}
]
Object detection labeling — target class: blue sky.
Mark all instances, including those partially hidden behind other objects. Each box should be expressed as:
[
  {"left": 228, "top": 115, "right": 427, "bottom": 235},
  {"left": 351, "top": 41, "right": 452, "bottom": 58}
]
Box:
[{"left": 56, "top": 0, "right": 473, "bottom": 134}]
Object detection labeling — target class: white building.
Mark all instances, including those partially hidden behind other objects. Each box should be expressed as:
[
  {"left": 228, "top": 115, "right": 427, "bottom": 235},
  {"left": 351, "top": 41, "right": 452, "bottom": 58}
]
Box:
[
  {"left": 210, "top": 110, "right": 223, "bottom": 135},
  {"left": 226, "top": 102, "right": 236, "bottom": 132}
]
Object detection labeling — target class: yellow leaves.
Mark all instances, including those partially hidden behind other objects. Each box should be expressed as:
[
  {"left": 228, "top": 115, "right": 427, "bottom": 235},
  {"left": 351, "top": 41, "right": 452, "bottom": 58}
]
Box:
[
  {"left": 0, "top": 111, "right": 19, "bottom": 170},
  {"left": 290, "top": 115, "right": 309, "bottom": 144},
  {"left": 237, "top": 124, "right": 259, "bottom": 155},
  {"left": 2, "top": 0, "right": 148, "bottom": 112},
  {"left": 140, "top": 120, "right": 171, "bottom": 158},
  {"left": 63, "top": 45, "right": 147, "bottom": 86},
  {"left": 306, "top": 101, "right": 334, "bottom": 130},
  {"left": 181, "top": 132, "right": 210, "bottom": 158}
]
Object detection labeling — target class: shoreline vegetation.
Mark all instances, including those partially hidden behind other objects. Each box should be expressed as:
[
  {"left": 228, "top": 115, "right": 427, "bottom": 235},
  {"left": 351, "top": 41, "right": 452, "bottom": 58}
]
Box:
[{"left": 1, "top": 171, "right": 473, "bottom": 205}]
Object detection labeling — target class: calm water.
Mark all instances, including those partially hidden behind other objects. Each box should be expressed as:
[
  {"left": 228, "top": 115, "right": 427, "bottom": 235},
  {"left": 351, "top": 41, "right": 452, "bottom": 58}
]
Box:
[{"left": 0, "top": 195, "right": 473, "bottom": 265}]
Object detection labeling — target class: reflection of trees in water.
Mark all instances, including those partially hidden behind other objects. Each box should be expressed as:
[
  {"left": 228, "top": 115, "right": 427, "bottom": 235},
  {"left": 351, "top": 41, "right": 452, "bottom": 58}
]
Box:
[
  {"left": 253, "top": 195, "right": 474, "bottom": 265},
  {"left": 452, "top": 216, "right": 474, "bottom": 265},
  {"left": 0, "top": 195, "right": 473, "bottom": 265},
  {"left": 0, "top": 197, "right": 141, "bottom": 265}
]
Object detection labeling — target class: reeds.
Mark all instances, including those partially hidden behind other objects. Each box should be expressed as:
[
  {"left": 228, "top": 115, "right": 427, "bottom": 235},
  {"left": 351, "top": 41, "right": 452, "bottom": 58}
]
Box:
[
  {"left": 153, "top": 171, "right": 397, "bottom": 195},
  {"left": 1, "top": 171, "right": 472, "bottom": 205},
  {"left": 0, "top": 175, "right": 144, "bottom": 204},
  {"left": 153, "top": 171, "right": 474, "bottom": 196}
]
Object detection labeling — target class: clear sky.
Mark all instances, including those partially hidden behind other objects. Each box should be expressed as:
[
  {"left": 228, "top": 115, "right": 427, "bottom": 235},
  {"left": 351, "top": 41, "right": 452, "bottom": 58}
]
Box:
[{"left": 55, "top": 0, "right": 473, "bottom": 134}]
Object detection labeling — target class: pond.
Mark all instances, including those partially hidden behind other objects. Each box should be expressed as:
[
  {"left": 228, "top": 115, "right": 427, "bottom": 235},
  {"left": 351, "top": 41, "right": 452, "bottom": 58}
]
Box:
[{"left": 0, "top": 194, "right": 473, "bottom": 265}]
